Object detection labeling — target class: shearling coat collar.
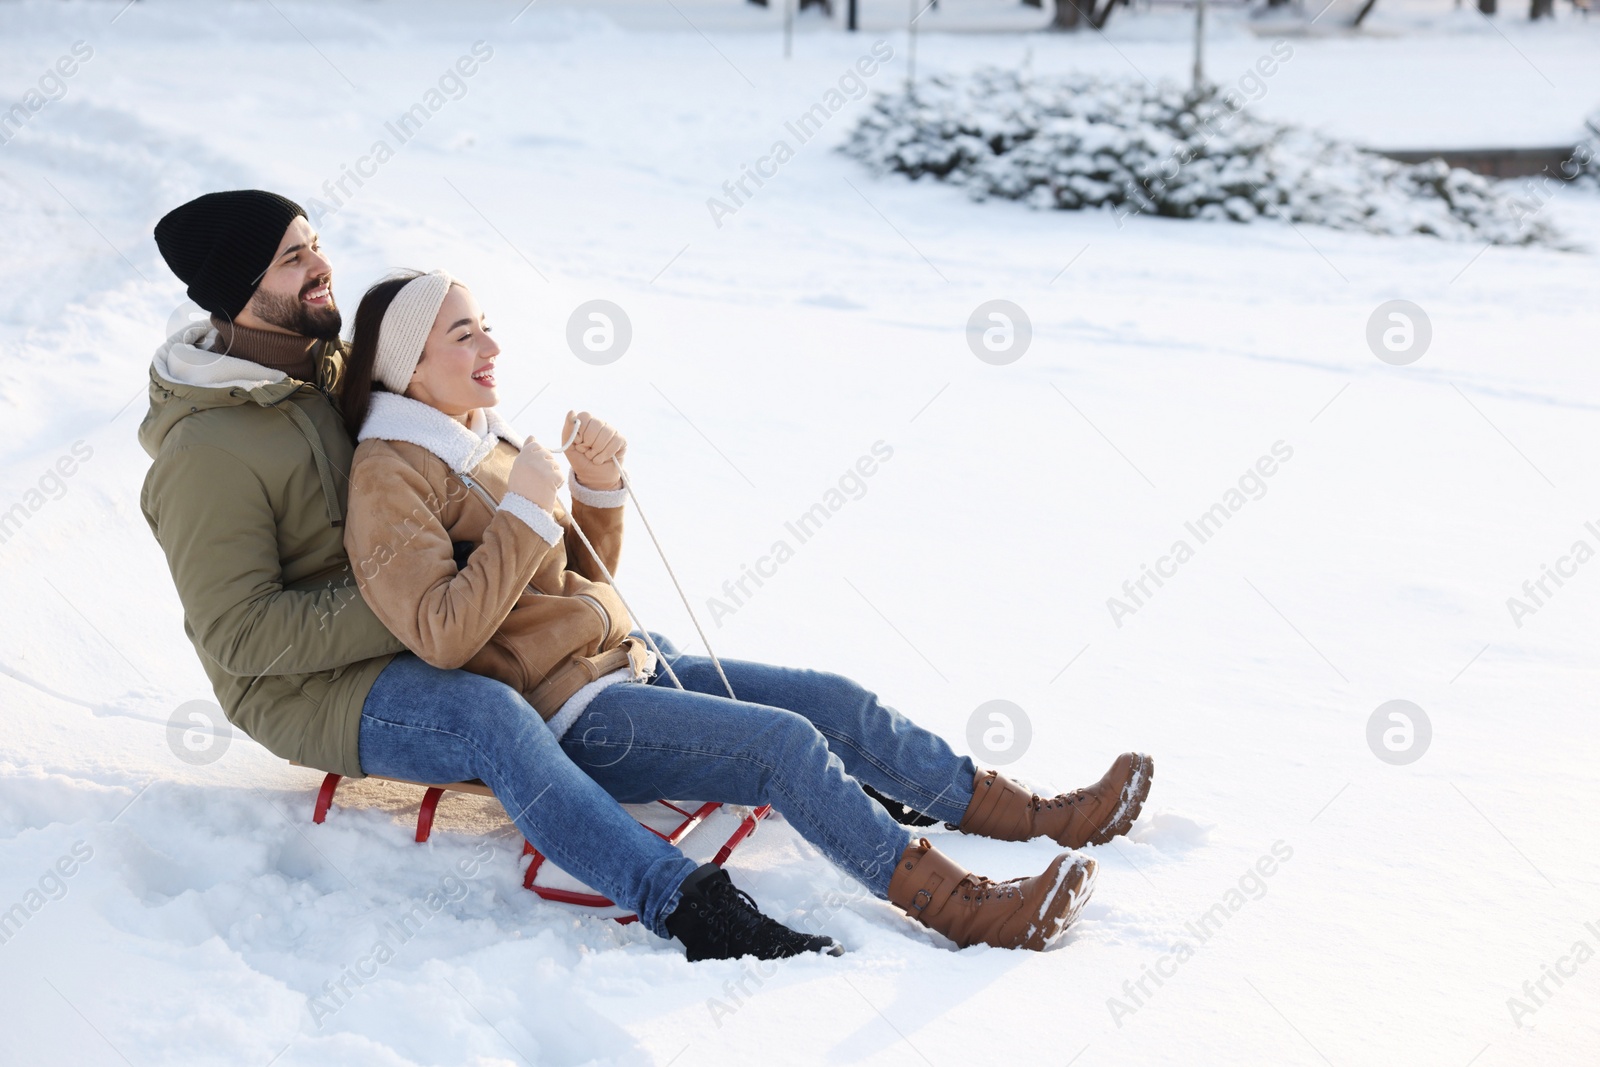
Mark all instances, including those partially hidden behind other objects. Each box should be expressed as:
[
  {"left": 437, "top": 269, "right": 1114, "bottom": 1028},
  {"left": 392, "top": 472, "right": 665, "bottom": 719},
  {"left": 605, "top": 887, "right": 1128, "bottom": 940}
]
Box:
[{"left": 358, "top": 391, "right": 521, "bottom": 474}]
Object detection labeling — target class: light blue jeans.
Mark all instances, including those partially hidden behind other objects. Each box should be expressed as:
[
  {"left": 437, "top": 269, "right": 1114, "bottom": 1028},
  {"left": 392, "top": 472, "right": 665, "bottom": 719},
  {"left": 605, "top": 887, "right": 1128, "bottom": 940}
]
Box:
[{"left": 358, "top": 632, "right": 977, "bottom": 938}]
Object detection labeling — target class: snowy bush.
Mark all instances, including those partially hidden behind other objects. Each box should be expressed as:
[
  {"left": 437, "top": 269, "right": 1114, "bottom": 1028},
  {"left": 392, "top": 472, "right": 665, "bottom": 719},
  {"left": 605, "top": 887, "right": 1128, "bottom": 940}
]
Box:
[
  {"left": 840, "top": 69, "right": 1568, "bottom": 247},
  {"left": 1570, "top": 109, "right": 1600, "bottom": 189}
]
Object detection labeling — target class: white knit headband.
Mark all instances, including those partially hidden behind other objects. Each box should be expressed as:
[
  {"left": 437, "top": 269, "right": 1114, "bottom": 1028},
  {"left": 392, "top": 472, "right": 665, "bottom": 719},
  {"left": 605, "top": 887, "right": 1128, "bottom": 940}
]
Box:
[{"left": 373, "top": 270, "right": 455, "bottom": 393}]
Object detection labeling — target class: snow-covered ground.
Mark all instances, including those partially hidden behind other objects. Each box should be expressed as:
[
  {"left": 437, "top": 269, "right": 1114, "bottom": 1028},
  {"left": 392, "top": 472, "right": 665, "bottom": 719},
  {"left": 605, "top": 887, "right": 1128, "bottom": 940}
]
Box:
[{"left": 2, "top": 1, "right": 1599, "bottom": 1064}]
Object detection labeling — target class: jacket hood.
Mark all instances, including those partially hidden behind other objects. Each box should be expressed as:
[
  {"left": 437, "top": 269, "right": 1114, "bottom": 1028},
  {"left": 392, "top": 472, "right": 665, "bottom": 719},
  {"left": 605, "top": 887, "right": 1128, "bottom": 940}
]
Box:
[
  {"left": 138, "top": 323, "right": 350, "bottom": 526},
  {"left": 138, "top": 323, "right": 302, "bottom": 458}
]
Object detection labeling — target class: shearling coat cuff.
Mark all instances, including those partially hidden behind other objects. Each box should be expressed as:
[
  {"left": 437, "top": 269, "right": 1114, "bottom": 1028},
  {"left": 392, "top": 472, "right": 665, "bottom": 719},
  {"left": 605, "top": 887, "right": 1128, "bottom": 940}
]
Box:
[
  {"left": 499, "top": 492, "right": 563, "bottom": 546},
  {"left": 569, "top": 473, "right": 627, "bottom": 508}
]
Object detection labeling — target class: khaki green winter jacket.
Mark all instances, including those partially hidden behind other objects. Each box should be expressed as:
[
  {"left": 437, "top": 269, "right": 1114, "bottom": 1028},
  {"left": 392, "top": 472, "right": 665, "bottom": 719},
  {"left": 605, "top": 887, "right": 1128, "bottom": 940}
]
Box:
[{"left": 138, "top": 324, "right": 406, "bottom": 777}]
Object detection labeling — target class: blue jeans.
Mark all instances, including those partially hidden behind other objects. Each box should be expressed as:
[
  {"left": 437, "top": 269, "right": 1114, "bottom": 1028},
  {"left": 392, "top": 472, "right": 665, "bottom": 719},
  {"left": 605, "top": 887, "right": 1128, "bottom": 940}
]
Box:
[{"left": 357, "top": 632, "right": 977, "bottom": 938}]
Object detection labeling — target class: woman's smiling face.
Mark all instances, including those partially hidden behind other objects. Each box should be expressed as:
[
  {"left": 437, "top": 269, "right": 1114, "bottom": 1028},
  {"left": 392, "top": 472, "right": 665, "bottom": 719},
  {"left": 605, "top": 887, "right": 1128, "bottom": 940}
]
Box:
[{"left": 405, "top": 283, "right": 501, "bottom": 418}]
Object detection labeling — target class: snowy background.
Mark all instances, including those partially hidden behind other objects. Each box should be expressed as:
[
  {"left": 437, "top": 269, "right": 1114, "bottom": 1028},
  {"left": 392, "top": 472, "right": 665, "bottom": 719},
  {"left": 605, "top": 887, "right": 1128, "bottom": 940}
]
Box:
[{"left": 2, "top": 0, "right": 1599, "bottom": 1064}]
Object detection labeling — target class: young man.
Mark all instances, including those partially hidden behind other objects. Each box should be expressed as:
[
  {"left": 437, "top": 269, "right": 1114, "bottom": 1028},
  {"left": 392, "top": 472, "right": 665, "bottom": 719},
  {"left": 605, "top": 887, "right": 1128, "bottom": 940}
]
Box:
[{"left": 139, "top": 190, "right": 1152, "bottom": 962}]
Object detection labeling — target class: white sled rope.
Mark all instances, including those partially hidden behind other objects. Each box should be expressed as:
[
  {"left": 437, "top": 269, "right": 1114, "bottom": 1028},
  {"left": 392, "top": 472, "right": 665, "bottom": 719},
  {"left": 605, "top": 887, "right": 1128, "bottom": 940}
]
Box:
[{"left": 556, "top": 417, "right": 738, "bottom": 702}]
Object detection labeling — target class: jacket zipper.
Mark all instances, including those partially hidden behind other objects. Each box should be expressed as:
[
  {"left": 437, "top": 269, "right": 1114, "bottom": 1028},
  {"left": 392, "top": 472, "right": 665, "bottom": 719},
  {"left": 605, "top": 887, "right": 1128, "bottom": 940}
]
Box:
[
  {"left": 456, "top": 471, "right": 500, "bottom": 512},
  {"left": 574, "top": 593, "right": 612, "bottom": 644}
]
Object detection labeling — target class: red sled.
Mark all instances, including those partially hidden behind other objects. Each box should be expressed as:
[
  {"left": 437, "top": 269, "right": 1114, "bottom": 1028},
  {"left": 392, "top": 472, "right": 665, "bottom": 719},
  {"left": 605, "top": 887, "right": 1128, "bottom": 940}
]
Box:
[{"left": 304, "top": 768, "right": 771, "bottom": 925}]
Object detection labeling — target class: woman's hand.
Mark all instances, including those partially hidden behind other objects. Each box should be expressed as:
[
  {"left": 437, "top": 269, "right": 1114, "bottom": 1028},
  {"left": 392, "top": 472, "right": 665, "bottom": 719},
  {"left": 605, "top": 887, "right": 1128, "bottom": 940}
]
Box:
[
  {"left": 507, "top": 437, "right": 565, "bottom": 513},
  {"left": 562, "top": 410, "right": 626, "bottom": 491}
]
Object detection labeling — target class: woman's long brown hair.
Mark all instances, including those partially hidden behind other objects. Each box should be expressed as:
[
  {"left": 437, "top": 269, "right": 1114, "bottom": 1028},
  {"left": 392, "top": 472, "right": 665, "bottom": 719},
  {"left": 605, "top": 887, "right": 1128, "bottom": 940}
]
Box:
[{"left": 340, "top": 270, "right": 423, "bottom": 438}]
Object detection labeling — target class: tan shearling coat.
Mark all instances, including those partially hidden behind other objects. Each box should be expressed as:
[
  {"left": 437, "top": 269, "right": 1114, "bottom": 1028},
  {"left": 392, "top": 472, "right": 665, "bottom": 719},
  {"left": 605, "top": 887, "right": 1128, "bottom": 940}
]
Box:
[{"left": 344, "top": 392, "right": 650, "bottom": 718}]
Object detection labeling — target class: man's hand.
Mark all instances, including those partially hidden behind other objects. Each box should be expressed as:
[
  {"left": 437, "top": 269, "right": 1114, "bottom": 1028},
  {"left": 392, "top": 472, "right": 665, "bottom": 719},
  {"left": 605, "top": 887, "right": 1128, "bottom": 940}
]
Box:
[{"left": 562, "top": 410, "right": 626, "bottom": 491}]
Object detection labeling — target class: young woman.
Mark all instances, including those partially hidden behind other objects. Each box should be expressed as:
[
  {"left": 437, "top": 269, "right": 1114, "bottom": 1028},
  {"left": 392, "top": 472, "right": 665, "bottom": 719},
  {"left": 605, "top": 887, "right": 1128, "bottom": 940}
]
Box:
[{"left": 341, "top": 269, "right": 1154, "bottom": 960}]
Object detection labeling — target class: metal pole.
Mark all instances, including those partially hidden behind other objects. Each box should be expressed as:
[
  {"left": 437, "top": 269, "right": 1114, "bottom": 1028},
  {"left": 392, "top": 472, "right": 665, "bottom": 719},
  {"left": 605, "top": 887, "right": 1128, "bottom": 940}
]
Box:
[
  {"left": 908, "top": 0, "right": 918, "bottom": 93},
  {"left": 848, "top": 0, "right": 858, "bottom": 30},
  {"left": 1192, "top": 0, "right": 1206, "bottom": 94},
  {"left": 784, "top": 0, "right": 793, "bottom": 57}
]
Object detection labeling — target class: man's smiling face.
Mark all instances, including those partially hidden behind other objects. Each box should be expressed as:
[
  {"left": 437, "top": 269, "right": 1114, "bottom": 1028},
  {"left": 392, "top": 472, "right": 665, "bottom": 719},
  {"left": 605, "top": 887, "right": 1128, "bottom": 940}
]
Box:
[{"left": 236, "top": 215, "right": 341, "bottom": 339}]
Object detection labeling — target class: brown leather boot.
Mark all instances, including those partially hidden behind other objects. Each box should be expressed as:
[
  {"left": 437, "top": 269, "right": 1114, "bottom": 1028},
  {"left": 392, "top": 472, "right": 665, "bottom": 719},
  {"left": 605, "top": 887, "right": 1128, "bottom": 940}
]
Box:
[
  {"left": 886, "top": 838, "right": 1096, "bottom": 951},
  {"left": 960, "top": 753, "right": 1155, "bottom": 849}
]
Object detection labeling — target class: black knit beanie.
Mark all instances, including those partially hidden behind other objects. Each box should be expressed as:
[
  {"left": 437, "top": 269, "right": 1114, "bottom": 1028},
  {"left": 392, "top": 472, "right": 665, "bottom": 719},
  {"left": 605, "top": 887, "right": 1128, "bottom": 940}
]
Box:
[{"left": 154, "top": 190, "right": 307, "bottom": 319}]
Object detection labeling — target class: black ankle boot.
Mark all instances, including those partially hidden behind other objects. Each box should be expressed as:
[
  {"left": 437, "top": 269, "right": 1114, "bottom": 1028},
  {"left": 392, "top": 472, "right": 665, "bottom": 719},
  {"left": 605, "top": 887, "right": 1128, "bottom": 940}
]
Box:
[{"left": 663, "top": 864, "right": 844, "bottom": 962}]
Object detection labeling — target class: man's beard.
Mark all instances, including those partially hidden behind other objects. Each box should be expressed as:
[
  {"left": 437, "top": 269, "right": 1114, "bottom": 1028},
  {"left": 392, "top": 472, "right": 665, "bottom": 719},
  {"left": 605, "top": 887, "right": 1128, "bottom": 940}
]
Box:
[{"left": 247, "top": 279, "right": 342, "bottom": 339}]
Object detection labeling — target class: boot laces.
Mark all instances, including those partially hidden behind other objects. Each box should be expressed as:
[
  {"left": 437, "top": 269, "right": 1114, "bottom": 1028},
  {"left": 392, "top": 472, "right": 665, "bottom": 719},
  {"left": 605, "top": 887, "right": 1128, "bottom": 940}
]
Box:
[
  {"left": 702, "top": 874, "right": 816, "bottom": 955},
  {"left": 1035, "top": 787, "right": 1091, "bottom": 813},
  {"left": 962, "top": 874, "right": 1023, "bottom": 905}
]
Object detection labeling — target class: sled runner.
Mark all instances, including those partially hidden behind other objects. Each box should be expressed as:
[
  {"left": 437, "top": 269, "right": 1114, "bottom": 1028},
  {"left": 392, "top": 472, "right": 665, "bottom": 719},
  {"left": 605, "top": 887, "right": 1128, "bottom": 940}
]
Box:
[
  {"left": 303, "top": 768, "right": 771, "bottom": 924},
  {"left": 519, "top": 797, "right": 770, "bottom": 923}
]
